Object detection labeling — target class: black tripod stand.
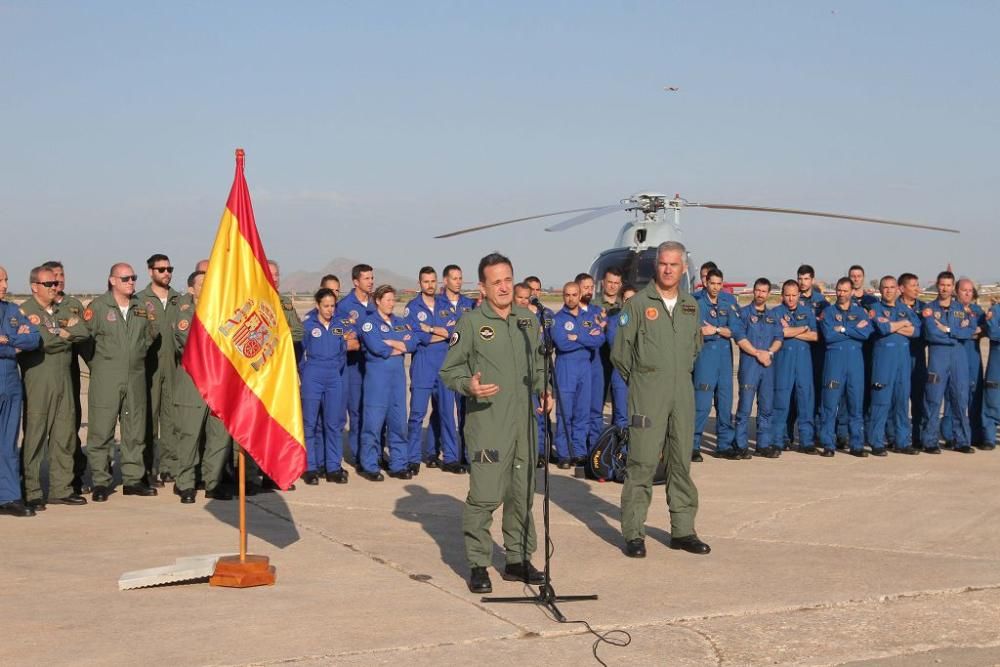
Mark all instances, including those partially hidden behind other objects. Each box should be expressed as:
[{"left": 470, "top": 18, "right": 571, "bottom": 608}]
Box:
[{"left": 481, "top": 300, "right": 598, "bottom": 621}]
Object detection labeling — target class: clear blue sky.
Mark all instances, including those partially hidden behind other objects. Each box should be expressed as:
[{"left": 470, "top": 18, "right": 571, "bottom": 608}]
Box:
[{"left": 2, "top": 1, "right": 997, "bottom": 292}]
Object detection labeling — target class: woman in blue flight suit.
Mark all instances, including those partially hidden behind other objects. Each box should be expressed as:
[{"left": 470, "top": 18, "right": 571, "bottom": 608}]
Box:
[
  {"left": 359, "top": 285, "right": 417, "bottom": 481},
  {"left": 300, "top": 288, "right": 358, "bottom": 485}
]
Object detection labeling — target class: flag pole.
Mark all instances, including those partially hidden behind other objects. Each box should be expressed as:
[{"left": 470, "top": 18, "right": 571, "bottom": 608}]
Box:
[{"left": 239, "top": 448, "right": 247, "bottom": 562}]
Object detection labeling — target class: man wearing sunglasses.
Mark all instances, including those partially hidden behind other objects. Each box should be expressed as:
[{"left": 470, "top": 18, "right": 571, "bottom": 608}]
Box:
[
  {"left": 42, "top": 260, "right": 93, "bottom": 494},
  {"left": 82, "top": 263, "right": 159, "bottom": 501},
  {"left": 137, "top": 254, "right": 181, "bottom": 487},
  {"left": 18, "top": 266, "right": 91, "bottom": 510}
]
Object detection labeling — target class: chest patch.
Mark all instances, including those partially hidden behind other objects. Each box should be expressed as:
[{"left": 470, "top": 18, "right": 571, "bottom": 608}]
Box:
[
  {"left": 106, "top": 310, "right": 117, "bottom": 323},
  {"left": 682, "top": 304, "right": 696, "bottom": 315},
  {"left": 479, "top": 325, "right": 495, "bottom": 341},
  {"left": 311, "top": 327, "right": 323, "bottom": 338},
  {"left": 417, "top": 310, "right": 427, "bottom": 322},
  {"left": 380, "top": 324, "right": 390, "bottom": 333},
  {"left": 645, "top": 307, "right": 659, "bottom": 321},
  {"left": 517, "top": 318, "right": 532, "bottom": 328},
  {"left": 564, "top": 321, "right": 574, "bottom": 331},
  {"left": 350, "top": 310, "right": 360, "bottom": 321}
]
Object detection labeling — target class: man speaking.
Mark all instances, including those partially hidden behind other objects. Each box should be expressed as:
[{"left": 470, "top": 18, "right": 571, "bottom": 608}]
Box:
[
  {"left": 611, "top": 241, "right": 711, "bottom": 558},
  {"left": 440, "top": 252, "right": 552, "bottom": 594}
]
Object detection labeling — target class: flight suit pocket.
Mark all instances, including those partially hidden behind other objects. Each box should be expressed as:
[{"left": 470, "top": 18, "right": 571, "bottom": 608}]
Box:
[
  {"left": 470, "top": 449, "right": 500, "bottom": 463},
  {"left": 927, "top": 373, "right": 941, "bottom": 385}
]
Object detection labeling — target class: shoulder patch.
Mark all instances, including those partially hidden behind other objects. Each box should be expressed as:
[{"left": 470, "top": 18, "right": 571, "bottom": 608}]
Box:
[
  {"left": 362, "top": 322, "right": 373, "bottom": 332},
  {"left": 922, "top": 308, "right": 932, "bottom": 318},
  {"left": 178, "top": 319, "right": 189, "bottom": 331},
  {"left": 180, "top": 303, "right": 191, "bottom": 311},
  {"left": 619, "top": 312, "right": 629, "bottom": 326},
  {"left": 28, "top": 314, "right": 41, "bottom": 325},
  {"left": 83, "top": 308, "right": 94, "bottom": 322},
  {"left": 449, "top": 331, "right": 460, "bottom": 347}
]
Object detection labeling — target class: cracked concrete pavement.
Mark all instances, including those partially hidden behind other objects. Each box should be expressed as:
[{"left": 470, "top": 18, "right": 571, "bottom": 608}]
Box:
[{"left": 5, "top": 429, "right": 1000, "bottom": 666}]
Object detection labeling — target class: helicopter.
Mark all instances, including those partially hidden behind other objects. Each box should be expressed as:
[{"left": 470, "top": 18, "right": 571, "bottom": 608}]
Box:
[{"left": 435, "top": 193, "right": 961, "bottom": 294}]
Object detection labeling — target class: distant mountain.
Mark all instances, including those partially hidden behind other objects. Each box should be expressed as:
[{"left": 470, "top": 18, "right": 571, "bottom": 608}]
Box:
[{"left": 283, "top": 257, "right": 413, "bottom": 293}]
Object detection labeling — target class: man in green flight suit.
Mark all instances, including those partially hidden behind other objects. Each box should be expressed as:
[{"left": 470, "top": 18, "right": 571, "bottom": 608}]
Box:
[
  {"left": 19, "top": 266, "right": 91, "bottom": 509},
  {"left": 170, "top": 270, "right": 234, "bottom": 503},
  {"left": 610, "top": 241, "right": 711, "bottom": 558},
  {"left": 82, "top": 262, "right": 159, "bottom": 501},
  {"left": 43, "top": 260, "right": 92, "bottom": 494},
  {"left": 440, "top": 252, "right": 553, "bottom": 594},
  {"left": 137, "top": 253, "right": 182, "bottom": 486}
]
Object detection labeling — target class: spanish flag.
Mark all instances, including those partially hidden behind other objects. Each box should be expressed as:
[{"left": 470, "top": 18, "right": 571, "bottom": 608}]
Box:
[{"left": 182, "top": 149, "right": 306, "bottom": 489}]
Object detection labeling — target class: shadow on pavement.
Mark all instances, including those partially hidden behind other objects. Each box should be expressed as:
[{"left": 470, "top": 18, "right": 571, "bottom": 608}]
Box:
[
  {"left": 203, "top": 493, "right": 301, "bottom": 549},
  {"left": 547, "top": 473, "right": 672, "bottom": 549}
]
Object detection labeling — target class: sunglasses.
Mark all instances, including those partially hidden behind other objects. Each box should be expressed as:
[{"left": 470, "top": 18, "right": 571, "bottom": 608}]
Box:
[
  {"left": 153, "top": 266, "right": 174, "bottom": 273},
  {"left": 116, "top": 275, "right": 138, "bottom": 282},
  {"left": 33, "top": 280, "right": 58, "bottom": 288}
]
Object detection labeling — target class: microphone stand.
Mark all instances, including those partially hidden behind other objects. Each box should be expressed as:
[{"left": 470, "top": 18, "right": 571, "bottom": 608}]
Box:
[{"left": 481, "top": 299, "right": 598, "bottom": 621}]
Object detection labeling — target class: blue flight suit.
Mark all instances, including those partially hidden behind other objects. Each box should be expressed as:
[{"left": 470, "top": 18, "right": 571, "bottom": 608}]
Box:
[
  {"left": 359, "top": 313, "right": 417, "bottom": 473},
  {"left": 604, "top": 305, "right": 630, "bottom": 430},
  {"left": 300, "top": 313, "right": 351, "bottom": 474},
  {"left": 733, "top": 304, "right": 782, "bottom": 452},
  {"left": 0, "top": 301, "right": 40, "bottom": 504},
  {"left": 866, "top": 300, "right": 919, "bottom": 451},
  {"left": 818, "top": 302, "right": 872, "bottom": 452},
  {"left": 795, "top": 289, "right": 828, "bottom": 443},
  {"left": 982, "top": 306, "right": 1000, "bottom": 446},
  {"left": 898, "top": 299, "right": 927, "bottom": 447},
  {"left": 336, "top": 292, "right": 376, "bottom": 463},
  {"left": 940, "top": 303, "right": 986, "bottom": 445},
  {"left": 692, "top": 291, "right": 737, "bottom": 453},
  {"left": 771, "top": 302, "right": 817, "bottom": 449},
  {"left": 404, "top": 295, "right": 457, "bottom": 465},
  {"left": 437, "top": 292, "right": 475, "bottom": 462},
  {"left": 920, "top": 299, "right": 976, "bottom": 450},
  {"left": 837, "top": 293, "right": 880, "bottom": 443},
  {"left": 582, "top": 304, "right": 608, "bottom": 447},
  {"left": 534, "top": 306, "right": 556, "bottom": 454},
  {"left": 551, "top": 306, "right": 604, "bottom": 461}
]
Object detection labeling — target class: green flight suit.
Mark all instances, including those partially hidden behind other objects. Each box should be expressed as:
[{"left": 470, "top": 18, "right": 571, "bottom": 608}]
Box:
[
  {"left": 610, "top": 283, "right": 702, "bottom": 541},
  {"left": 56, "top": 294, "right": 91, "bottom": 488},
  {"left": 17, "top": 298, "right": 90, "bottom": 501},
  {"left": 82, "top": 292, "right": 157, "bottom": 488},
  {"left": 439, "top": 301, "right": 545, "bottom": 568},
  {"left": 171, "top": 294, "right": 233, "bottom": 493},
  {"left": 137, "top": 284, "right": 181, "bottom": 478}
]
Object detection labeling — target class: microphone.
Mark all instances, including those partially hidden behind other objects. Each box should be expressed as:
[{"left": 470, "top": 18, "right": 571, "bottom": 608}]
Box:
[{"left": 529, "top": 296, "right": 541, "bottom": 307}]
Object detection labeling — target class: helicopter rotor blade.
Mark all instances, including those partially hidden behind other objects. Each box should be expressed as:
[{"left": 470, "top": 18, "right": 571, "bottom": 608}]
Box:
[
  {"left": 544, "top": 204, "right": 630, "bottom": 232},
  {"left": 686, "top": 202, "right": 960, "bottom": 234},
  {"left": 433, "top": 205, "right": 617, "bottom": 239}
]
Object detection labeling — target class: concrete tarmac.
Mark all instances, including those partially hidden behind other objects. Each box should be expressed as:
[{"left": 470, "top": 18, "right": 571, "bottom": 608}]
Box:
[{"left": 5, "top": 436, "right": 1000, "bottom": 666}]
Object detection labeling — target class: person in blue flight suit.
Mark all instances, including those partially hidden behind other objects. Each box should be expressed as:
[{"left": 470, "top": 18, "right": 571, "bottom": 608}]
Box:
[
  {"left": 694, "top": 261, "right": 719, "bottom": 297},
  {"left": 817, "top": 277, "right": 873, "bottom": 456},
  {"left": 692, "top": 268, "right": 738, "bottom": 462},
  {"left": 935, "top": 277, "right": 983, "bottom": 452},
  {"left": 836, "top": 264, "right": 880, "bottom": 449},
  {"left": 606, "top": 284, "right": 637, "bottom": 432},
  {"left": 920, "top": 271, "right": 976, "bottom": 454},
  {"left": 795, "top": 264, "right": 829, "bottom": 446},
  {"left": 866, "top": 276, "right": 920, "bottom": 456},
  {"left": 300, "top": 288, "right": 358, "bottom": 484},
  {"left": 437, "top": 264, "right": 476, "bottom": 467},
  {"left": 551, "top": 281, "right": 605, "bottom": 468},
  {"left": 299, "top": 274, "right": 342, "bottom": 472},
  {"left": 576, "top": 272, "right": 608, "bottom": 449},
  {"left": 771, "top": 280, "right": 819, "bottom": 454},
  {"left": 335, "top": 264, "right": 375, "bottom": 467},
  {"left": 982, "top": 302, "right": 1000, "bottom": 450},
  {"left": 516, "top": 281, "right": 555, "bottom": 467},
  {"left": 731, "top": 278, "right": 783, "bottom": 459},
  {"left": 358, "top": 285, "right": 418, "bottom": 480},
  {"left": 896, "top": 273, "right": 927, "bottom": 449},
  {"left": 0, "top": 266, "right": 41, "bottom": 517},
  {"left": 405, "top": 267, "right": 459, "bottom": 475}
]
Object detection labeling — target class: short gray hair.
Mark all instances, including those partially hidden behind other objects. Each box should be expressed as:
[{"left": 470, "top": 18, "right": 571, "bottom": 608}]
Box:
[{"left": 657, "top": 241, "right": 687, "bottom": 256}]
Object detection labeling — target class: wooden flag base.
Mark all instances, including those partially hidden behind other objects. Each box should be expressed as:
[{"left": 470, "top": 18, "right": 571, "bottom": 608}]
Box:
[{"left": 209, "top": 554, "right": 276, "bottom": 588}]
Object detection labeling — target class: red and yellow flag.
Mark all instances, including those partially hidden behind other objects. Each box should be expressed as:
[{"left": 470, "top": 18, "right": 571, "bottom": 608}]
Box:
[{"left": 182, "top": 149, "right": 305, "bottom": 489}]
